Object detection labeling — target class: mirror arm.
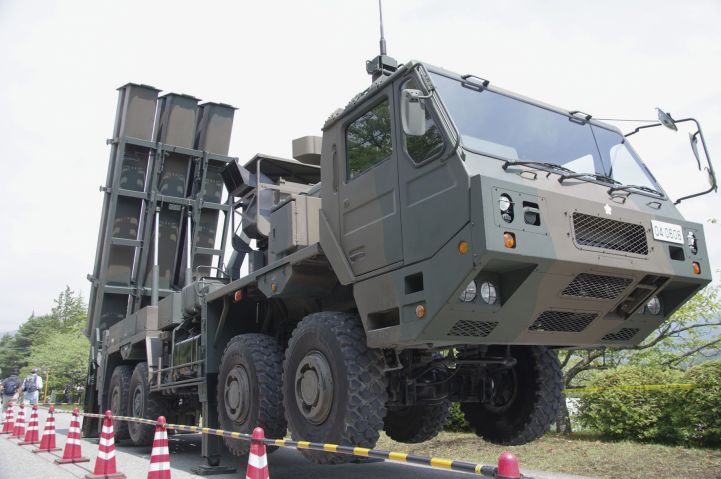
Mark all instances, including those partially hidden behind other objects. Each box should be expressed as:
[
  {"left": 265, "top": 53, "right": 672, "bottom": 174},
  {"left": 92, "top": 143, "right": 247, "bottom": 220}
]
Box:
[
  {"left": 673, "top": 117, "right": 718, "bottom": 204},
  {"left": 624, "top": 122, "right": 662, "bottom": 137}
]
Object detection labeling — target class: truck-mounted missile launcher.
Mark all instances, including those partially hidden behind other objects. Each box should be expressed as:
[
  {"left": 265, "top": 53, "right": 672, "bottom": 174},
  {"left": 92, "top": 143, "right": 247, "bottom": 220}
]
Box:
[{"left": 83, "top": 52, "right": 716, "bottom": 468}]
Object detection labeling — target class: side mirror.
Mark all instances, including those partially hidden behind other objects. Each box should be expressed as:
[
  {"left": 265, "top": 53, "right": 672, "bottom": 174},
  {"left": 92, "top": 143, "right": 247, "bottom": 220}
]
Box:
[
  {"left": 689, "top": 131, "right": 702, "bottom": 170},
  {"left": 401, "top": 89, "right": 427, "bottom": 136},
  {"left": 656, "top": 108, "right": 678, "bottom": 131}
]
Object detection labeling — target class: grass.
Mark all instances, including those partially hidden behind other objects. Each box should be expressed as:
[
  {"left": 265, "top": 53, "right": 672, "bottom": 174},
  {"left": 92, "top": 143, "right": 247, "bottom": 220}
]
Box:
[{"left": 374, "top": 431, "right": 721, "bottom": 479}]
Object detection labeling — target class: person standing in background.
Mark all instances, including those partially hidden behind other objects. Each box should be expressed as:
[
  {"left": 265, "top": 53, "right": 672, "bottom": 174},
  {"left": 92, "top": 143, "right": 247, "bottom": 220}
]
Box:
[
  {"left": 22, "top": 368, "right": 43, "bottom": 405},
  {"left": 1, "top": 368, "right": 21, "bottom": 408}
]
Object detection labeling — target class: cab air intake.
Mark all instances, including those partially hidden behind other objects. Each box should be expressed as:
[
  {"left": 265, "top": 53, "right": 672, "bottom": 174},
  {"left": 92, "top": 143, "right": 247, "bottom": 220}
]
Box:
[
  {"left": 447, "top": 320, "right": 498, "bottom": 337},
  {"left": 562, "top": 273, "right": 632, "bottom": 300},
  {"left": 572, "top": 213, "right": 648, "bottom": 255},
  {"left": 529, "top": 311, "right": 597, "bottom": 332},
  {"left": 602, "top": 327, "right": 640, "bottom": 342}
]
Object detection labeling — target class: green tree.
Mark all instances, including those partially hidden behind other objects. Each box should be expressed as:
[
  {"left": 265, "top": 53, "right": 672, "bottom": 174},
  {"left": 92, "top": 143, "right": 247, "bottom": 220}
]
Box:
[
  {"left": 1, "top": 287, "right": 89, "bottom": 388},
  {"left": 0, "top": 333, "right": 23, "bottom": 375},
  {"left": 576, "top": 365, "right": 683, "bottom": 442},
  {"left": 24, "top": 328, "right": 89, "bottom": 398},
  {"left": 51, "top": 286, "right": 86, "bottom": 330},
  {"left": 557, "top": 286, "right": 721, "bottom": 433},
  {"left": 672, "top": 360, "right": 721, "bottom": 446}
]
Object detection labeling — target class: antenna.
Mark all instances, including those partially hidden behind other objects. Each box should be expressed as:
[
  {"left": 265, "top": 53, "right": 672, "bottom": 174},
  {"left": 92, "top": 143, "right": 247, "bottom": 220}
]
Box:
[
  {"left": 378, "top": 0, "right": 387, "bottom": 56},
  {"left": 366, "top": 0, "right": 397, "bottom": 81}
]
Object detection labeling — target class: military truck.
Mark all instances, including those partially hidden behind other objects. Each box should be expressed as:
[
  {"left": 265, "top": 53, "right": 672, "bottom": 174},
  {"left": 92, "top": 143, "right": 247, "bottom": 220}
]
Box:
[{"left": 83, "top": 51, "right": 716, "bottom": 469}]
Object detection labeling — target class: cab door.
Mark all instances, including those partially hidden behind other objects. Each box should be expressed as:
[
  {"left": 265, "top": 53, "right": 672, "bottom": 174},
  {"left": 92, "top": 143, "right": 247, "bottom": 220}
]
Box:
[{"left": 338, "top": 88, "right": 403, "bottom": 276}]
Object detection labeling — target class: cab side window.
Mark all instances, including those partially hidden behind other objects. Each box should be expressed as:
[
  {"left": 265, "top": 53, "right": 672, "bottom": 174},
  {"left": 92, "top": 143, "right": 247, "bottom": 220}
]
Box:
[
  {"left": 346, "top": 98, "right": 392, "bottom": 180},
  {"left": 402, "top": 79, "right": 445, "bottom": 163}
]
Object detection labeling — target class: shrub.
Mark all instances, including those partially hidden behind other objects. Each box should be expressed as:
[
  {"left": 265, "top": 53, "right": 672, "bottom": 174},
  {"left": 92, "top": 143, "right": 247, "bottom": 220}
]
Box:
[
  {"left": 672, "top": 360, "right": 721, "bottom": 447},
  {"left": 576, "top": 365, "right": 683, "bottom": 442},
  {"left": 444, "top": 402, "right": 470, "bottom": 432}
]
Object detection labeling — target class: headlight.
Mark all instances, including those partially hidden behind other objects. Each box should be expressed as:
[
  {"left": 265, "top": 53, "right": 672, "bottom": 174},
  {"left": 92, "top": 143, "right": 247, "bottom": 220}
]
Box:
[
  {"left": 687, "top": 231, "right": 698, "bottom": 255},
  {"left": 499, "top": 194, "right": 513, "bottom": 222},
  {"left": 646, "top": 296, "right": 662, "bottom": 315},
  {"left": 479, "top": 282, "right": 498, "bottom": 305},
  {"left": 459, "top": 281, "right": 477, "bottom": 302},
  {"left": 499, "top": 194, "right": 512, "bottom": 212}
]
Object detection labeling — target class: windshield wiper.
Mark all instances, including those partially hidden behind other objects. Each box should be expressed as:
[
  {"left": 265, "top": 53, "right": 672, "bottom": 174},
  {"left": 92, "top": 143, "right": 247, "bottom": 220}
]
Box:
[
  {"left": 502, "top": 160, "right": 575, "bottom": 174},
  {"left": 558, "top": 172, "right": 621, "bottom": 185},
  {"left": 608, "top": 184, "right": 665, "bottom": 198}
]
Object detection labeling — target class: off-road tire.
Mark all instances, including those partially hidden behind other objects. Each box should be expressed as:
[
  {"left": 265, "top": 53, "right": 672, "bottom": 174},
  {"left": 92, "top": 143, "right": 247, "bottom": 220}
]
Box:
[
  {"left": 461, "top": 346, "right": 562, "bottom": 445},
  {"left": 383, "top": 400, "right": 451, "bottom": 443},
  {"left": 283, "top": 312, "right": 388, "bottom": 464},
  {"left": 107, "top": 365, "right": 132, "bottom": 440},
  {"left": 216, "top": 334, "right": 286, "bottom": 456},
  {"left": 127, "top": 362, "right": 166, "bottom": 446}
]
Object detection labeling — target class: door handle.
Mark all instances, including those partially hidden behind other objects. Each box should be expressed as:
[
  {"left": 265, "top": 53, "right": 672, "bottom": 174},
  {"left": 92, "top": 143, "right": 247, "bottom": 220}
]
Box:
[{"left": 348, "top": 250, "right": 366, "bottom": 262}]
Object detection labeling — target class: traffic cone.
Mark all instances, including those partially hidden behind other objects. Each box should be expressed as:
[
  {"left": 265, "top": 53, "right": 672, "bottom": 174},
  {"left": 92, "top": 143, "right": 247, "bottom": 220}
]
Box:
[
  {"left": 19, "top": 404, "right": 40, "bottom": 445},
  {"left": 55, "top": 407, "right": 90, "bottom": 464},
  {"left": 147, "top": 416, "right": 171, "bottom": 479},
  {"left": 85, "top": 410, "right": 126, "bottom": 479},
  {"left": 1, "top": 402, "right": 14, "bottom": 434},
  {"left": 34, "top": 405, "right": 62, "bottom": 453},
  {"left": 497, "top": 452, "right": 521, "bottom": 479},
  {"left": 245, "top": 427, "right": 269, "bottom": 479},
  {"left": 10, "top": 403, "right": 25, "bottom": 439}
]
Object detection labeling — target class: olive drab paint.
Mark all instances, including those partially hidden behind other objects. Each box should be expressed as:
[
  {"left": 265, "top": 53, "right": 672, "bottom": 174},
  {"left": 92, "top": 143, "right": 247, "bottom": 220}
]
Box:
[{"left": 83, "top": 55, "right": 713, "bottom": 469}]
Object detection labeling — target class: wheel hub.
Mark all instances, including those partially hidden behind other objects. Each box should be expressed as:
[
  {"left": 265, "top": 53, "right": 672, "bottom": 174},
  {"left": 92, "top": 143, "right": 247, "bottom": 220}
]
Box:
[
  {"left": 110, "top": 387, "right": 120, "bottom": 413},
  {"left": 487, "top": 368, "right": 518, "bottom": 412},
  {"left": 225, "top": 366, "right": 251, "bottom": 423},
  {"left": 294, "top": 351, "right": 333, "bottom": 425},
  {"left": 132, "top": 387, "right": 143, "bottom": 417}
]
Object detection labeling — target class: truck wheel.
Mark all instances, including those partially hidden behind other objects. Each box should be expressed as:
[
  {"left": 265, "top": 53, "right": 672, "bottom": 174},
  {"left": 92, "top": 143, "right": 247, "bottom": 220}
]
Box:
[
  {"left": 217, "top": 334, "right": 286, "bottom": 456},
  {"left": 108, "top": 365, "right": 132, "bottom": 440},
  {"left": 283, "top": 312, "right": 388, "bottom": 464},
  {"left": 383, "top": 400, "right": 451, "bottom": 443},
  {"left": 461, "top": 346, "right": 562, "bottom": 445},
  {"left": 127, "top": 362, "right": 166, "bottom": 446}
]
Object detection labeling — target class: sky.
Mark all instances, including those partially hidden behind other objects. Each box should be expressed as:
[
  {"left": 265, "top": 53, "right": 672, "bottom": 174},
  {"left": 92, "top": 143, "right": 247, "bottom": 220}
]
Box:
[{"left": 0, "top": 0, "right": 720, "bottom": 331}]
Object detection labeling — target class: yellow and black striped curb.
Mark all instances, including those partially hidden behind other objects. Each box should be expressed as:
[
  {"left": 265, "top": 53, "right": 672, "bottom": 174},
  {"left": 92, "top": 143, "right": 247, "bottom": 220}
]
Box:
[
  {"left": 563, "top": 383, "right": 694, "bottom": 395},
  {"left": 37, "top": 408, "right": 499, "bottom": 477}
]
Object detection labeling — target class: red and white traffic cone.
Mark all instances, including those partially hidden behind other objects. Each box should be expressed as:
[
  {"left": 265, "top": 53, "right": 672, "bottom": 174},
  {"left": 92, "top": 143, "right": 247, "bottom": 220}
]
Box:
[
  {"left": 10, "top": 403, "right": 25, "bottom": 439},
  {"left": 496, "top": 452, "right": 521, "bottom": 479},
  {"left": 147, "top": 416, "right": 171, "bottom": 479},
  {"left": 55, "top": 407, "right": 90, "bottom": 464},
  {"left": 34, "top": 405, "right": 62, "bottom": 453},
  {"left": 85, "top": 410, "right": 126, "bottom": 479},
  {"left": 19, "top": 404, "right": 40, "bottom": 445},
  {"left": 245, "top": 427, "right": 269, "bottom": 479},
  {"left": 0, "top": 402, "right": 14, "bottom": 434}
]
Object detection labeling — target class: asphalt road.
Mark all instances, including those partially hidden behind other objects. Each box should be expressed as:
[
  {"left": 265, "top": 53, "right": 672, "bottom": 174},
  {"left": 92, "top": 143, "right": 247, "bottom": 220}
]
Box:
[{"left": 0, "top": 408, "right": 593, "bottom": 479}]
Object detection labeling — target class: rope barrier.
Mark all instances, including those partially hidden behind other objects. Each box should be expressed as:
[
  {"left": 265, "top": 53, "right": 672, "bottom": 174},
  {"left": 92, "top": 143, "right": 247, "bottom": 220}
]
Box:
[{"left": 36, "top": 407, "right": 498, "bottom": 477}]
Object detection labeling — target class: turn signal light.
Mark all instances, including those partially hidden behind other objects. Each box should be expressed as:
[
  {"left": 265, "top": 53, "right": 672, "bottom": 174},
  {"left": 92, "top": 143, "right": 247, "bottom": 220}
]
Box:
[
  {"left": 692, "top": 262, "right": 701, "bottom": 275},
  {"left": 458, "top": 240, "right": 469, "bottom": 255},
  {"left": 503, "top": 232, "right": 516, "bottom": 249},
  {"left": 415, "top": 304, "right": 426, "bottom": 318},
  {"left": 233, "top": 290, "right": 243, "bottom": 302}
]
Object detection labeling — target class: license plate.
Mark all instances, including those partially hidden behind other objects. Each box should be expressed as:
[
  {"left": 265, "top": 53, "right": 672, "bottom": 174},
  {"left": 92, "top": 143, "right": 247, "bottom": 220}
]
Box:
[{"left": 651, "top": 220, "right": 684, "bottom": 244}]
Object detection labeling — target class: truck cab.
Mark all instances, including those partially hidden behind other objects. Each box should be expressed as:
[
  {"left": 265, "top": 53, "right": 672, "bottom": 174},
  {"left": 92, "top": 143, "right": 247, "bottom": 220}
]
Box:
[{"left": 317, "top": 61, "right": 711, "bottom": 351}]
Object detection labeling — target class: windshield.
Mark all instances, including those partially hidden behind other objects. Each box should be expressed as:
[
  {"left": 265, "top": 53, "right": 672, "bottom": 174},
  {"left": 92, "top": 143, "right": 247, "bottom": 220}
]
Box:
[{"left": 430, "top": 72, "right": 659, "bottom": 190}]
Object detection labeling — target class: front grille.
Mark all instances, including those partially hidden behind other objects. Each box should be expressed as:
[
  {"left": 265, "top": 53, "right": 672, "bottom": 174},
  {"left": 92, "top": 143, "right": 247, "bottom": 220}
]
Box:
[
  {"left": 572, "top": 213, "right": 648, "bottom": 255},
  {"left": 448, "top": 320, "right": 497, "bottom": 337},
  {"left": 562, "top": 273, "right": 632, "bottom": 300},
  {"left": 529, "top": 311, "right": 597, "bottom": 332},
  {"left": 602, "top": 327, "right": 640, "bottom": 342}
]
